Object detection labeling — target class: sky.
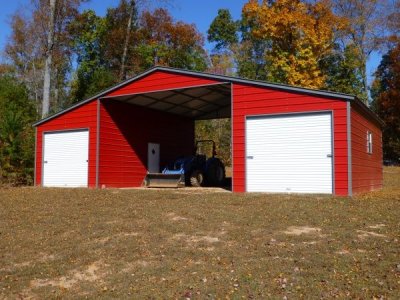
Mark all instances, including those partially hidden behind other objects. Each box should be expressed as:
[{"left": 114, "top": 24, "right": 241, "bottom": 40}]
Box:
[{"left": 0, "top": 0, "right": 381, "bottom": 83}]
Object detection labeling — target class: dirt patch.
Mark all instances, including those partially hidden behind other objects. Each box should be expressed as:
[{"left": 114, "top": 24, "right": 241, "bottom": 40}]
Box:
[
  {"left": 95, "top": 236, "right": 111, "bottom": 244},
  {"left": 283, "top": 226, "right": 322, "bottom": 236},
  {"left": 171, "top": 216, "right": 188, "bottom": 221},
  {"left": 166, "top": 212, "right": 189, "bottom": 221},
  {"left": 302, "top": 241, "right": 318, "bottom": 245},
  {"left": 105, "top": 220, "right": 120, "bottom": 225},
  {"left": 336, "top": 249, "right": 351, "bottom": 255},
  {"left": 368, "top": 224, "right": 386, "bottom": 229},
  {"left": 11, "top": 253, "right": 56, "bottom": 270},
  {"left": 132, "top": 187, "right": 230, "bottom": 194},
  {"left": 94, "top": 232, "right": 139, "bottom": 245},
  {"left": 172, "top": 233, "right": 220, "bottom": 244},
  {"left": 31, "top": 260, "right": 107, "bottom": 290},
  {"left": 37, "top": 253, "right": 56, "bottom": 262},
  {"left": 172, "top": 187, "right": 230, "bottom": 194},
  {"left": 190, "top": 236, "right": 219, "bottom": 243},
  {"left": 13, "top": 261, "right": 32, "bottom": 269},
  {"left": 120, "top": 232, "right": 139, "bottom": 237},
  {"left": 357, "top": 230, "right": 387, "bottom": 239},
  {"left": 121, "top": 260, "right": 156, "bottom": 273}
]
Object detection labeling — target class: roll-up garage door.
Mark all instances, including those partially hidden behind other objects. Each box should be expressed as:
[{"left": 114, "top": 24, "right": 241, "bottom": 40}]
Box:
[
  {"left": 42, "top": 130, "right": 89, "bottom": 187},
  {"left": 246, "top": 112, "right": 333, "bottom": 194}
]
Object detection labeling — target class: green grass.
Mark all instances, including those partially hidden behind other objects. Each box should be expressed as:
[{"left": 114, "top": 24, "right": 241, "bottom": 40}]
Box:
[{"left": 0, "top": 168, "right": 399, "bottom": 299}]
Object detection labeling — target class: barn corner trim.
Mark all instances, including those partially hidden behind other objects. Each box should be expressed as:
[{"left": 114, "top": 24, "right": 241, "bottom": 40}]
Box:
[
  {"left": 95, "top": 99, "right": 101, "bottom": 188},
  {"left": 33, "top": 66, "right": 362, "bottom": 127},
  {"left": 347, "top": 101, "right": 353, "bottom": 197}
]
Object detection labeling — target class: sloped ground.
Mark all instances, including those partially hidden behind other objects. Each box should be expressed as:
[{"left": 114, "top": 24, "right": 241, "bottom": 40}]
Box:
[{"left": 0, "top": 168, "right": 399, "bottom": 299}]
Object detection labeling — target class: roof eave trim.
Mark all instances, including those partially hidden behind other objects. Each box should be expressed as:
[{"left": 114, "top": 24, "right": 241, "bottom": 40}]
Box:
[{"left": 352, "top": 97, "right": 384, "bottom": 127}]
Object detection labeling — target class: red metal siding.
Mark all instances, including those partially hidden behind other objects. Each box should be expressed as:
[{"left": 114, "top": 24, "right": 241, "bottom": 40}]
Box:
[
  {"left": 351, "top": 104, "right": 383, "bottom": 193},
  {"left": 232, "top": 84, "right": 349, "bottom": 195},
  {"left": 35, "top": 100, "right": 98, "bottom": 187},
  {"left": 107, "top": 70, "right": 219, "bottom": 97},
  {"left": 98, "top": 100, "right": 194, "bottom": 188}
]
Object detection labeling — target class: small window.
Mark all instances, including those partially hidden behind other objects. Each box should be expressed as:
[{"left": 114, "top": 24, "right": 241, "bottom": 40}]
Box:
[{"left": 367, "top": 131, "right": 373, "bottom": 154}]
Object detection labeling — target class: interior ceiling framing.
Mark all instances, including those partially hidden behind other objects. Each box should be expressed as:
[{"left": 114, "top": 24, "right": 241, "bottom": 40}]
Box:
[{"left": 102, "top": 83, "right": 232, "bottom": 120}]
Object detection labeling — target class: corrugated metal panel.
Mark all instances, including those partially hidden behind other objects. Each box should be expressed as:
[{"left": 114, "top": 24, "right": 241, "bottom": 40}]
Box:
[
  {"left": 246, "top": 113, "right": 333, "bottom": 193},
  {"left": 351, "top": 104, "right": 383, "bottom": 193},
  {"left": 43, "top": 130, "right": 89, "bottom": 187},
  {"left": 107, "top": 71, "right": 219, "bottom": 97},
  {"left": 35, "top": 101, "right": 98, "bottom": 187},
  {"left": 232, "top": 83, "right": 349, "bottom": 195},
  {"left": 98, "top": 100, "right": 194, "bottom": 188}
]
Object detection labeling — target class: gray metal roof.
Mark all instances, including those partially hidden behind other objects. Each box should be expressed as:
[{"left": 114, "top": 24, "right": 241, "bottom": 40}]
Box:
[
  {"left": 101, "top": 82, "right": 232, "bottom": 120},
  {"left": 34, "top": 66, "right": 359, "bottom": 126}
]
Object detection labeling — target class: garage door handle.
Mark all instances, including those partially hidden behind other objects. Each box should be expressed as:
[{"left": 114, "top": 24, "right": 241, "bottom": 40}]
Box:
[
  {"left": 327, "top": 154, "right": 332, "bottom": 158},
  {"left": 247, "top": 156, "right": 254, "bottom": 159},
  {"left": 44, "top": 161, "right": 48, "bottom": 164}
]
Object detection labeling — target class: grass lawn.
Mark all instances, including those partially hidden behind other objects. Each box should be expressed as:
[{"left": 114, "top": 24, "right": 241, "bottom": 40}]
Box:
[{"left": 1, "top": 168, "right": 399, "bottom": 299}]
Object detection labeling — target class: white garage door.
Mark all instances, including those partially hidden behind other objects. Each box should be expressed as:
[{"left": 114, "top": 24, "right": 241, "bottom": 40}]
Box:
[
  {"left": 43, "top": 130, "right": 89, "bottom": 187},
  {"left": 246, "top": 113, "right": 333, "bottom": 194}
]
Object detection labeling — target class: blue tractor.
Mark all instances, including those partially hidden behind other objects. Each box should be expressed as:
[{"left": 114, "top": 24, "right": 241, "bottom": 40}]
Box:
[{"left": 144, "top": 140, "right": 225, "bottom": 188}]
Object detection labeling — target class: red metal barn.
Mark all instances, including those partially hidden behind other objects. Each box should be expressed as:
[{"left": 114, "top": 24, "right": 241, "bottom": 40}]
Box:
[{"left": 33, "top": 67, "right": 383, "bottom": 196}]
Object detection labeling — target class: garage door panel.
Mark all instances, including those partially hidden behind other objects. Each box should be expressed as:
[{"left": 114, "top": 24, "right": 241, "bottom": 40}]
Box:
[
  {"left": 247, "top": 138, "right": 331, "bottom": 146},
  {"left": 246, "top": 113, "right": 333, "bottom": 194},
  {"left": 43, "top": 130, "right": 89, "bottom": 187},
  {"left": 248, "top": 185, "right": 331, "bottom": 194},
  {"left": 249, "top": 150, "right": 331, "bottom": 156},
  {"left": 247, "top": 124, "right": 331, "bottom": 131}
]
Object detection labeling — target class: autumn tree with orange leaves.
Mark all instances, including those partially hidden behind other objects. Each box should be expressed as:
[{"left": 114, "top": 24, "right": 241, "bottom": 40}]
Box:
[
  {"left": 242, "top": 0, "right": 345, "bottom": 88},
  {"left": 134, "top": 8, "right": 207, "bottom": 72}
]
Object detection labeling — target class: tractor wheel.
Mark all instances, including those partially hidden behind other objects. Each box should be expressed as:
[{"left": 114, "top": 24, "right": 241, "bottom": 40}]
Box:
[
  {"left": 206, "top": 159, "right": 226, "bottom": 186},
  {"left": 190, "top": 170, "right": 204, "bottom": 187}
]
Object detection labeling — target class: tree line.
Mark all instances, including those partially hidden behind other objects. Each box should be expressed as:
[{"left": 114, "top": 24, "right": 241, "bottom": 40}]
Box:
[{"left": 0, "top": 0, "right": 399, "bottom": 184}]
